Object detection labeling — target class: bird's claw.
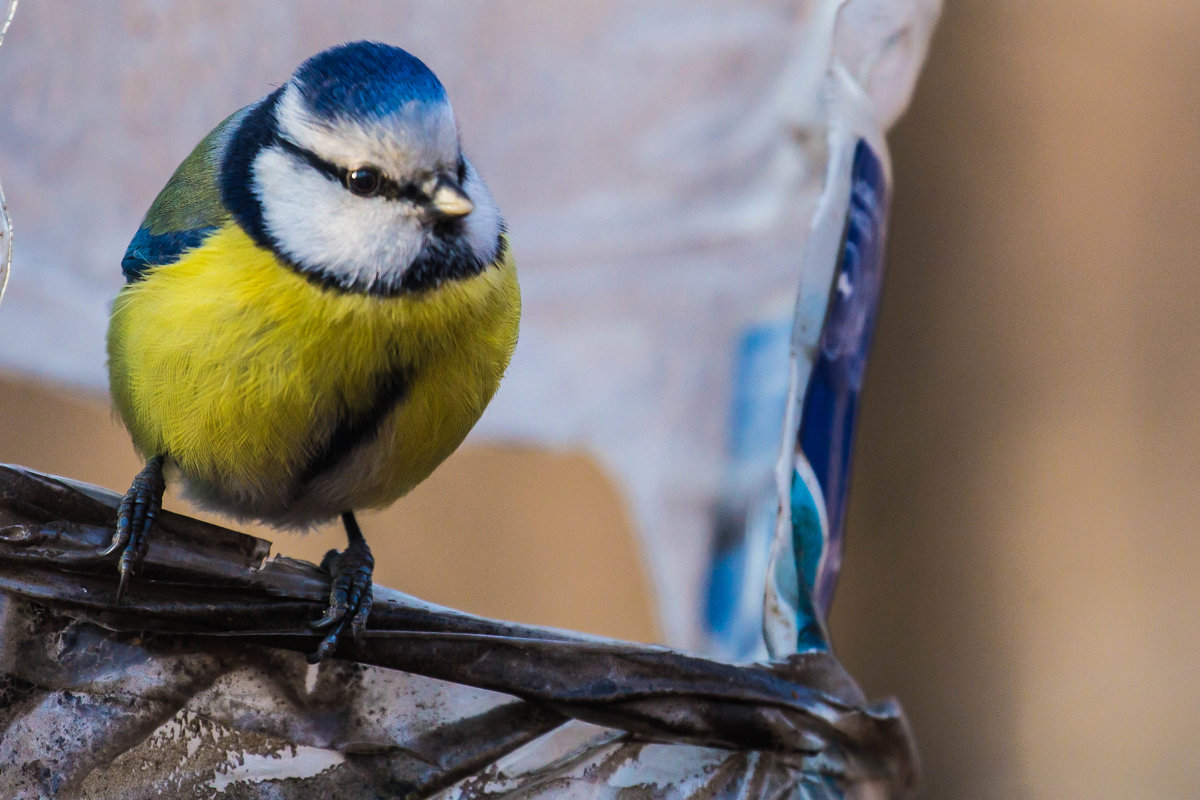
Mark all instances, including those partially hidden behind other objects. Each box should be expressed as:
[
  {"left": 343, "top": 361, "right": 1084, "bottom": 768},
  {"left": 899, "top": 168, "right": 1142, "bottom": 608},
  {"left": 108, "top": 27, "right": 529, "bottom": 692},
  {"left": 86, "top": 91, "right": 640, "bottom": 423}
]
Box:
[
  {"left": 106, "top": 456, "right": 166, "bottom": 603},
  {"left": 307, "top": 540, "right": 374, "bottom": 663},
  {"left": 115, "top": 565, "right": 135, "bottom": 603}
]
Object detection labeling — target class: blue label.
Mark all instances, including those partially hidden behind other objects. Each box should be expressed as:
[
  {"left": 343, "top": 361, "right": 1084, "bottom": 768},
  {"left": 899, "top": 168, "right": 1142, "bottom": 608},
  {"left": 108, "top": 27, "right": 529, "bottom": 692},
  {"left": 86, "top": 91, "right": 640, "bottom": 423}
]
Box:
[
  {"left": 704, "top": 316, "right": 791, "bottom": 661},
  {"left": 796, "top": 139, "right": 890, "bottom": 616}
]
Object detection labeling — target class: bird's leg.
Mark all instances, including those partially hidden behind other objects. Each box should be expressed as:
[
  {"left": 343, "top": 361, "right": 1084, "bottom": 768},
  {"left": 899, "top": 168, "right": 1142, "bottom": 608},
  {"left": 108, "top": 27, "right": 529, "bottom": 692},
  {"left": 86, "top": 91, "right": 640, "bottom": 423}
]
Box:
[
  {"left": 102, "top": 454, "right": 166, "bottom": 602},
  {"left": 308, "top": 510, "right": 375, "bottom": 663}
]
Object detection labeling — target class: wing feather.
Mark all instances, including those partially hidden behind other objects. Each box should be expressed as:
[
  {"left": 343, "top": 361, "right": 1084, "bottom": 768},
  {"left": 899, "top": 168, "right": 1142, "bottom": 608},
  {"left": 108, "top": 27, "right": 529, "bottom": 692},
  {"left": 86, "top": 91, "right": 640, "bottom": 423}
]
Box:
[{"left": 121, "top": 108, "right": 249, "bottom": 282}]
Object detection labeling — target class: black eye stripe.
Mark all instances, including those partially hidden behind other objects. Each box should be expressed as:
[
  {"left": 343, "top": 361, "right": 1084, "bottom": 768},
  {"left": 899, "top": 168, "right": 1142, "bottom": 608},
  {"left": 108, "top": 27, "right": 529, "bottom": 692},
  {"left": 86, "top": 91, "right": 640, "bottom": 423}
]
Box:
[
  {"left": 275, "top": 136, "right": 340, "bottom": 181},
  {"left": 273, "top": 136, "right": 422, "bottom": 202}
]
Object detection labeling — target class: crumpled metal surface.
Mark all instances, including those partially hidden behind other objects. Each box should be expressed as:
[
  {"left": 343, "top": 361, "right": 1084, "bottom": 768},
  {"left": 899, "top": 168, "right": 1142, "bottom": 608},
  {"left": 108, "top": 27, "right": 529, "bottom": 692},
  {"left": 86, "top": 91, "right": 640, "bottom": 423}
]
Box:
[{"left": 0, "top": 465, "right": 916, "bottom": 798}]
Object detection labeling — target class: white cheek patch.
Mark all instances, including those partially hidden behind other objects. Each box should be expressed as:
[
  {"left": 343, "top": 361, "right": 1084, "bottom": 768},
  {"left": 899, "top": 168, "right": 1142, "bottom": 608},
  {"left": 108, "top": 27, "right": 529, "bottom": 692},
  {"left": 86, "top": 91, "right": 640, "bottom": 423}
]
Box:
[
  {"left": 258, "top": 85, "right": 505, "bottom": 289},
  {"left": 254, "top": 146, "right": 423, "bottom": 288}
]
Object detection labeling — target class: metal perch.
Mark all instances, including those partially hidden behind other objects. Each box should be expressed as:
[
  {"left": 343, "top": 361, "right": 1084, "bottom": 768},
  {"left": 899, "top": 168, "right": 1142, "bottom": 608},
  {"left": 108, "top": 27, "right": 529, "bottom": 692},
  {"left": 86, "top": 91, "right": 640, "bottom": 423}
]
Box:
[{"left": 0, "top": 464, "right": 916, "bottom": 798}]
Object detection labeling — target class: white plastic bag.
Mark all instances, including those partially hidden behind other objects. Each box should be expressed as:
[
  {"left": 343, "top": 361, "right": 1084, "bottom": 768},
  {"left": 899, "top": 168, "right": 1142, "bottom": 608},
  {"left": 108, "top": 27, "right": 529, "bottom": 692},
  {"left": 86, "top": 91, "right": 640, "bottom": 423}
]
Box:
[{"left": 0, "top": 0, "right": 939, "bottom": 650}]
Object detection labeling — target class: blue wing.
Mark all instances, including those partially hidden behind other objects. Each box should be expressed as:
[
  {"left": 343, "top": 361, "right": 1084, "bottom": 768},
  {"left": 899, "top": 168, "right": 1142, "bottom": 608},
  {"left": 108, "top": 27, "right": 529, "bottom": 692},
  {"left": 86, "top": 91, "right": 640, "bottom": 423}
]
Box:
[
  {"left": 121, "top": 227, "right": 221, "bottom": 282},
  {"left": 121, "top": 109, "right": 248, "bottom": 282}
]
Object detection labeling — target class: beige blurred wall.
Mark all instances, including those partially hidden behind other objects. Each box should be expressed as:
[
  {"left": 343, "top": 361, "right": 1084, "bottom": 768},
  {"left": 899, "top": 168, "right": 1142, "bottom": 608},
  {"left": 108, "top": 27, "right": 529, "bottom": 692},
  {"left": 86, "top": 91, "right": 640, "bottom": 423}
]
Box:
[
  {"left": 0, "top": 375, "right": 658, "bottom": 644},
  {"left": 830, "top": 2, "right": 1200, "bottom": 799}
]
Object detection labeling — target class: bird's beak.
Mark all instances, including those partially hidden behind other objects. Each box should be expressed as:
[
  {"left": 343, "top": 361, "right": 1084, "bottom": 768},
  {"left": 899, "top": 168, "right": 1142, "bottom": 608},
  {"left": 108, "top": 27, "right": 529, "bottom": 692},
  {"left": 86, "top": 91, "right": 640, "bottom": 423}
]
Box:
[{"left": 429, "top": 176, "right": 474, "bottom": 219}]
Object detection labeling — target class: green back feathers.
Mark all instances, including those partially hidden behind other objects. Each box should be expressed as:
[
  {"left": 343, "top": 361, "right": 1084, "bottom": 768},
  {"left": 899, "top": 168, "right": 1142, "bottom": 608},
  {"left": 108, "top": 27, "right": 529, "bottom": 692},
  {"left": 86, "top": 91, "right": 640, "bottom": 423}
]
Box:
[
  {"left": 121, "top": 108, "right": 246, "bottom": 281},
  {"left": 145, "top": 108, "right": 246, "bottom": 234}
]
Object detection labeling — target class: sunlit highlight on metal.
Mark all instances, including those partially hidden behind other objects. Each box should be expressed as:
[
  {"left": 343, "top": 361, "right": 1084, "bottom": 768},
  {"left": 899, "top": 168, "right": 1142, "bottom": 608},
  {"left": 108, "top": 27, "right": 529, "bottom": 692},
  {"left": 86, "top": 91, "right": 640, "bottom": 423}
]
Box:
[{"left": 0, "top": 0, "right": 16, "bottom": 309}]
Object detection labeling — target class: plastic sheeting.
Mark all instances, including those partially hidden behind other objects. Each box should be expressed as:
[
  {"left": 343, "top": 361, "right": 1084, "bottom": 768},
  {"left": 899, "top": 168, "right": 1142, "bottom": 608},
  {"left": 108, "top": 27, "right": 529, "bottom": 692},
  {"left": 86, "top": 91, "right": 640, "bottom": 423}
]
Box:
[
  {"left": 0, "top": 1, "right": 940, "bottom": 648},
  {"left": 0, "top": 1, "right": 14, "bottom": 308}
]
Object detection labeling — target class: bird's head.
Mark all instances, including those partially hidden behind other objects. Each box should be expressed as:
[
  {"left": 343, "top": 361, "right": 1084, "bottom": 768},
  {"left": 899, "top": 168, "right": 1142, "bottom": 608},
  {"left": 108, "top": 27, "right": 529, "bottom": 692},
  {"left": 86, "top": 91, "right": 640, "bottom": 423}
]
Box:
[{"left": 220, "top": 41, "right": 502, "bottom": 295}]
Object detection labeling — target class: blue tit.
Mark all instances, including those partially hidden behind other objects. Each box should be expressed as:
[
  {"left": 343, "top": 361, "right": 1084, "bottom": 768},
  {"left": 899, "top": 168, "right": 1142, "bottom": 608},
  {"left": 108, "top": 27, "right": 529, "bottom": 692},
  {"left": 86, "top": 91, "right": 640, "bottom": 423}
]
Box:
[{"left": 104, "top": 41, "right": 520, "bottom": 662}]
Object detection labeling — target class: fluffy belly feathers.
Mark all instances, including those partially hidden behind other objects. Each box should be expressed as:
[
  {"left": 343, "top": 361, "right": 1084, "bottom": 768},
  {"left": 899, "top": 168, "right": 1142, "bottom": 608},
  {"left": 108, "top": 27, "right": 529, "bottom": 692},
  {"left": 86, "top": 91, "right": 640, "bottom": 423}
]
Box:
[{"left": 107, "top": 223, "right": 519, "bottom": 526}]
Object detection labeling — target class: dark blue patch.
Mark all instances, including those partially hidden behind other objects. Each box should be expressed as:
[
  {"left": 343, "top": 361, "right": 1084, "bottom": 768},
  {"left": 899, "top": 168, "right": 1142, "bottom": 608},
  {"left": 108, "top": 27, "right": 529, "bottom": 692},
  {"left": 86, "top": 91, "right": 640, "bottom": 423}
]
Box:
[
  {"left": 797, "top": 139, "right": 889, "bottom": 613},
  {"left": 702, "top": 318, "right": 792, "bottom": 659},
  {"left": 294, "top": 41, "right": 447, "bottom": 121},
  {"left": 703, "top": 508, "right": 748, "bottom": 639},
  {"left": 121, "top": 225, "right": 220, "bottom": 282},
  {"left": 295, "top": 360, "right": 412, "bottom": 492},
  {"left": 219, "top": 87, "right": 285, "bottom": 256}
]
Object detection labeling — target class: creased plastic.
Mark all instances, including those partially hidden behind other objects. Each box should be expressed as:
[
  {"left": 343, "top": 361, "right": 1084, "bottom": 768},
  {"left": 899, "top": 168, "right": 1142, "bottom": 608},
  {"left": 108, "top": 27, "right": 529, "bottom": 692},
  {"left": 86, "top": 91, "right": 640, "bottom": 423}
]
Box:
[{"left": 0, "top": 0, "right": 16, "bottom": 310}]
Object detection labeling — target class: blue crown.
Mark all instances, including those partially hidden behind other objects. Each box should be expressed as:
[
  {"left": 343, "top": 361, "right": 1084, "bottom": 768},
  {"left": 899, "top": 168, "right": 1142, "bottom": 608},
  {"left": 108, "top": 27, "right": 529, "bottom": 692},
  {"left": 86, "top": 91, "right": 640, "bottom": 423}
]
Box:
[{"left": 293, "top": 41, "right": 448, "bottom": 120}]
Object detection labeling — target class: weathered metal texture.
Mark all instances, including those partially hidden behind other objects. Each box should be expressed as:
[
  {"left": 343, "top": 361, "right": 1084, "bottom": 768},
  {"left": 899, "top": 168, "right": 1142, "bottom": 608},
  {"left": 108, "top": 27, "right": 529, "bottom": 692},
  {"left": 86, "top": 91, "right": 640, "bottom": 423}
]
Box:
[{"left": 0, "top": 465, "right": 916, "bottom": 798}]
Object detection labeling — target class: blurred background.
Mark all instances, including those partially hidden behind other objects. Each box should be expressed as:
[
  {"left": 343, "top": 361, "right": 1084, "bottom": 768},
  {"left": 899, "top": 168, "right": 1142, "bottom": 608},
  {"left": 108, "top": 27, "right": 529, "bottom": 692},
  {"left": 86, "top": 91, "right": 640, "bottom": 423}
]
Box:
[
  {"left": 832, "top": 3, "right": 1200, "bottom": 798},
  {"left": 2, "top": 2, "right": 1199, "bottom": 799}
]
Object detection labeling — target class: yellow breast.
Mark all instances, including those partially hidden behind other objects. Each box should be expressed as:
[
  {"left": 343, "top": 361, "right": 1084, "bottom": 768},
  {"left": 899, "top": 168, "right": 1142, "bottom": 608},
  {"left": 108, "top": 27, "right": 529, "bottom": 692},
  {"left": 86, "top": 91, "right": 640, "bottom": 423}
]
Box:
[{"left": 107, "top": 223, "right": 520, "bottom": 525}]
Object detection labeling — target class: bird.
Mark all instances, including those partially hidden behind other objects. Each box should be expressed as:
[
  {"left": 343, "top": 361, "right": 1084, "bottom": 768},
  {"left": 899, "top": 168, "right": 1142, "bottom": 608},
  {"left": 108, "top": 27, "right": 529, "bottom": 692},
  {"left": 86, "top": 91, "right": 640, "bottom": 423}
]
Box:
[{"left": 104, "top": 41, "right": 520, "bottom": 662}]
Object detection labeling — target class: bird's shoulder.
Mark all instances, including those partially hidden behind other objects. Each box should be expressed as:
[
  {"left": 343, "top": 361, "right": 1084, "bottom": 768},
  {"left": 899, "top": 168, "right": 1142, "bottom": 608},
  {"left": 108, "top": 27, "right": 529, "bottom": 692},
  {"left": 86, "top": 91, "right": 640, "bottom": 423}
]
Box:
[{"left": 121, "top": 107, "right": 250, "bottom": 282}]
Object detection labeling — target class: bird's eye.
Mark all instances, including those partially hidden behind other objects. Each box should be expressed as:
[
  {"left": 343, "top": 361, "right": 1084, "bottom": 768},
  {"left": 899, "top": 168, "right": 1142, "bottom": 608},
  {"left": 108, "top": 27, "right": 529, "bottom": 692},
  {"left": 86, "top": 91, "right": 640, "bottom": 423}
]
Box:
[{"left": 346, "top": 167, "right": 381, "bottom": 197}]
